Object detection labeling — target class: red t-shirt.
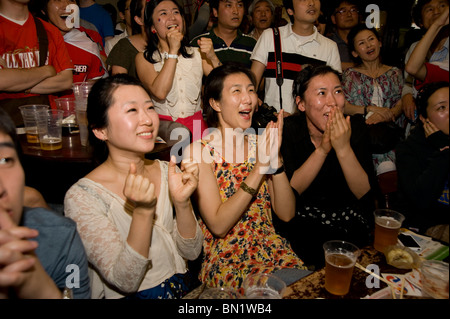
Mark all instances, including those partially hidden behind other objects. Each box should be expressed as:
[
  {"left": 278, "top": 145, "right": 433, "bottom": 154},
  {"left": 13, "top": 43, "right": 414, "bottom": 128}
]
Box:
[
  {"left": 415, "top": 62, "right": 449, "bottom": 90},
  {"left": 0, "top": 13, "right": 73, "bottom": 100}
]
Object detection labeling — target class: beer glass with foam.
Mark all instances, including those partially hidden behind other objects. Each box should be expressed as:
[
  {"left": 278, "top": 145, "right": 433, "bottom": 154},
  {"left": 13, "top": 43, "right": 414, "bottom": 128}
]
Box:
[
  {"left": 323, "top": 240, "right": 360, "bottom": 296},
  {"left": 373, "top": 209, "right": 405, "bottom": 252}
]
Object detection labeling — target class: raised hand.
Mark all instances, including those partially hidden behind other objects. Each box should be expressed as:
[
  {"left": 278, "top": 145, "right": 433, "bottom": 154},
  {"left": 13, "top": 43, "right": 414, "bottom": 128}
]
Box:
[
  {"left": 123, "top": 162, "right": 157, "bottom": 210},
  {"left": 166, "top": 26, "right": 183, "bottom": 54},
  {"left": 329, "top": 107, "right": 352, "bottom": 154},
  {"left": 420, "top": 115, "right": 440, "bottom": 138},
  {"left": 197, "top": 37, "right": 216, "bottom": 61},
  {"left": 168, "top": 156, "right": 199, "bottom": 205}
]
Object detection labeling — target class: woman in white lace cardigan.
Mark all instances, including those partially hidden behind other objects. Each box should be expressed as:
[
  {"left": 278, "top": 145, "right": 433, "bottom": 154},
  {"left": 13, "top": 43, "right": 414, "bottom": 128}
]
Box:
[{"left": 64, "top": 74, "right": 202, "bottom": 299}]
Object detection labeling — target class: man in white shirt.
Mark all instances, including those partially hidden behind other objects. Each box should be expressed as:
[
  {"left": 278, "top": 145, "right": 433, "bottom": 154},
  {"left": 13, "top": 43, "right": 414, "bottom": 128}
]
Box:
[{"left": 251, "top": 0, "right": 341, "bottom": 115}]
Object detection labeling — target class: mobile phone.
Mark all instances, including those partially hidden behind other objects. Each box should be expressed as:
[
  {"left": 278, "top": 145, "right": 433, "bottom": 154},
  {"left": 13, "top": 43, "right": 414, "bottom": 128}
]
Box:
[{"left": 398, "top": 234, "right": 421, "bottom": 251}]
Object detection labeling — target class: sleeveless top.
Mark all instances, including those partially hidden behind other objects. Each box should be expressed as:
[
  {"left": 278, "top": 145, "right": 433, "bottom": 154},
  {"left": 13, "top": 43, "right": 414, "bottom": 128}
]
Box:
[{"left": 198, "top": 134, "right": 305, "bottom": 292}]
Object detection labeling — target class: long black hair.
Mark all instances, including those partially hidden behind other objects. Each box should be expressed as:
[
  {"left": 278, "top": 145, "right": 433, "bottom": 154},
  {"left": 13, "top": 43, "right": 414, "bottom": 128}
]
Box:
[{"left": 143, "top": 0, "right": 192, "bottom": 63}]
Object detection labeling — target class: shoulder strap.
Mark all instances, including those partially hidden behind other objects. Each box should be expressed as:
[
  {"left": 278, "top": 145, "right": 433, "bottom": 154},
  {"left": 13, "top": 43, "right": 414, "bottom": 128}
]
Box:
[
  {"left": 33, "top": 16, "right": 48, "bottom": 67},
  {"left": 272, "top": 27, "right": 283, "bottom": 110}
]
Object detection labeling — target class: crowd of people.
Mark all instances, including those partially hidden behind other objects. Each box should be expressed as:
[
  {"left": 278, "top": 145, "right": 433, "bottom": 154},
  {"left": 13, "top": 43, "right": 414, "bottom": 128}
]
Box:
[{"left": 0, "top": 0, "right": 448, "bottom": 299}]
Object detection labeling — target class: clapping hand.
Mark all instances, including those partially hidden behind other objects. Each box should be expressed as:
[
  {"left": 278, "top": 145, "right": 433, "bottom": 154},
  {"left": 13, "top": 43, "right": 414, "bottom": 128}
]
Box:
[
  {"left": 257, "top": 110, "right": 284, "bottom": 173},
  {"left": 329, "top": 107, "right": 352, "bottom": 154},
  {"left": 123, "top": 162, "right": 157, "bottom": 211},
  {"left": 168, "top": 156, "right": 199, "bottom": 205}
]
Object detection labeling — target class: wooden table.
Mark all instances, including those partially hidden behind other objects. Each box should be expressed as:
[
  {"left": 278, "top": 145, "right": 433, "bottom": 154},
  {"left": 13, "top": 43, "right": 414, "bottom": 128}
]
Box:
[
  {"left": 19, "top": 120, "right": 191, "bottom": 205},
  {"left": 283, "top": 246, "right": 411, "bottom": 299}
]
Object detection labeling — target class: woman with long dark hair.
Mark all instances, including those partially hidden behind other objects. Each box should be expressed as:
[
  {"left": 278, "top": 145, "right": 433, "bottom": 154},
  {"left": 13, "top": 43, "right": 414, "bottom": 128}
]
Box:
[{"left": 135, "top": 0, "right": 221, "bottom": 140}]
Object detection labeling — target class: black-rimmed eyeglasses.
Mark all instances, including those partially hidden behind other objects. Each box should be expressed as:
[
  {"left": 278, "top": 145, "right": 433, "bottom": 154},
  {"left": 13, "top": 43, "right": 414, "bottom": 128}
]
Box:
[{"left": 335, "top": 8, "right": 359, "bottom": 15}]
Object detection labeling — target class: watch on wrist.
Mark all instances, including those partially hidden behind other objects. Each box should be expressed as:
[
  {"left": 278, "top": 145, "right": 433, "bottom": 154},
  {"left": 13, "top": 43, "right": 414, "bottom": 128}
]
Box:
[{"left": 163, "top": 52, "right": 178, "bottom": 60}]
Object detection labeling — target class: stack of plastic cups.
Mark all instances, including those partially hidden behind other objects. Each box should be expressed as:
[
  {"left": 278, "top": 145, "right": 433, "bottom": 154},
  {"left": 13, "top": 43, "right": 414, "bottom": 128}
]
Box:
[{"left": 73, "top": 82, "right": 93, "bottom": 146}]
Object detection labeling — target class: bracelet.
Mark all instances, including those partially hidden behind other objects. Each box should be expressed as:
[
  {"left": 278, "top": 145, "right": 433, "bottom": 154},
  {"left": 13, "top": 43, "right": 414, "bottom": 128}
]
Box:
[
  {"left": 272, "top": 164, "right": 285, "bottom": 175},
  {"left": 363, "top": 106, "right": 368, "bottom": 118},
  {"left": 240, "top": 181, "right": 258, "bottom": 197},
  {"left": 163, "top": 52, "right": 178, "bottom": 60}
]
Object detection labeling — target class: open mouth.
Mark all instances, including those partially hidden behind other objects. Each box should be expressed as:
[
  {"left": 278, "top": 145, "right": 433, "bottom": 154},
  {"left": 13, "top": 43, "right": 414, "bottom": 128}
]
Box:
[
  {"left": 167, "top": 24, "right": 179, "bottom": 30},
  {"left": 307, "top": 9, "right": 317, "bottom": 14},
  {"left": 239, "top": 110, "right": 252, "bottom": 120}
]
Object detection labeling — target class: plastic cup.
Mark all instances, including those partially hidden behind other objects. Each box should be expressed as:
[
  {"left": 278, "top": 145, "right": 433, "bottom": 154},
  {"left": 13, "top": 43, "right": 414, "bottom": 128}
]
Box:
[
  {"left": 421, "top": 260, "right": 449, "bottom": 299},
  {"left": 243, "top": 273, "right": 286, "bottom": 299},
  {"left": 55, "top": 97, "right": 78, "bottom": 135},
  {"left": 76, "top": 109, "right": 88, "bottom": 147},
  {"left": 323, "top": 240, "right": 360, "bottom": 296},
  {"left": 19, "top": 104, "right": 50, "bottom": 143},
  {"left": 72, "top": 81, "right": 93, "bottom": 111},
  {"left": 36, "top": 109, "right": 64, "bottom": 151},
  {"left": 373, "top": 209, "right": 405, "bottom": 252}
]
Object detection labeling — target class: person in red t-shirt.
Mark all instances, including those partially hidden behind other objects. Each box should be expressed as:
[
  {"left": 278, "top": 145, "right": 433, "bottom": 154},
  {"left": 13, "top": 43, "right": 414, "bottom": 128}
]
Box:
[
  {"left": 0, "top": 0, "right": 73, "bottom": 126},
  {"left": 32, "top": 0, "right": 108, "bottom": 105}
]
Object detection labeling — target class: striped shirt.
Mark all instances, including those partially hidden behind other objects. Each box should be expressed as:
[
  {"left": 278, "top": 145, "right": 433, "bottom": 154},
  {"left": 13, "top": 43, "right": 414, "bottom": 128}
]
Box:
[
  {"left": 190, "top": 28, "right": 256, "bottom": 68},
  {"left": 251, "top": 24, "right": 341, "bottom": 113}
]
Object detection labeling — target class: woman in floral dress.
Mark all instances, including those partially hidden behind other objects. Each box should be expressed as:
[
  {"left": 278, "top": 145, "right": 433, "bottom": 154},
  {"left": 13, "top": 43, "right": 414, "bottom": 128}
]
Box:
[{"left": 184, "top": 63, "right": 307, "bottom": 294}]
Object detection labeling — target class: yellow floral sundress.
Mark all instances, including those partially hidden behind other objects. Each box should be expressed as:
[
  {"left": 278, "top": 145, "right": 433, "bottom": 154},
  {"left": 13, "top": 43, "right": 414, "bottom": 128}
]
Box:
[{"left": 199, "top": 134, "right": 305, "bottom": 293}]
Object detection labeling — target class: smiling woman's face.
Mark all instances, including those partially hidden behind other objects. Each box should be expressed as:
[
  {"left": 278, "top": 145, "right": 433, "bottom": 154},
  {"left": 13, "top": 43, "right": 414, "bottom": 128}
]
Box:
[{"left": 46, "top": 0, "right": 77, "bottom": 35}]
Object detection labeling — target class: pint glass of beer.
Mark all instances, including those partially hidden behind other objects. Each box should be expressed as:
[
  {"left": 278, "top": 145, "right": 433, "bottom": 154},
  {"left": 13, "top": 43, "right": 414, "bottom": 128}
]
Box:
[
  {"left": 323, "top": 240, "right": 360, "bottom": 296},
  {"left": 373, "top": 209, "right": 405, "bottom": 252}
]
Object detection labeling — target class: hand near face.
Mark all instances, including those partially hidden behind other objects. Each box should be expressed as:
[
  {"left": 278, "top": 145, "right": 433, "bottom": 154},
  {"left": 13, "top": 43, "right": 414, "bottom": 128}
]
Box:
[
  {"left": 434, "top": 7, "right": 449, "bottom": 28},
  {"left": 123, "top": 162, "right": 157, "bottom": 211},
  {"left": 318, "top": 117, "right": 332, "bottom": 155},
  {"left": 197, "top": 37, "right": 216, "bottom": 61},
  {"left": 166, "top": 27, "right": 183, "bottom": 54},
  {"left": 329, "top": 107, "right": 352, "bottom": 154},
  {"left": 168, "top": 156, "right": 199, "bottom": 205},
  {"left": 420, "top": 115, "right": 440, "bottom": 138},
  {"left": 0, "top": 211, "right": 39, "bottom": 298}
]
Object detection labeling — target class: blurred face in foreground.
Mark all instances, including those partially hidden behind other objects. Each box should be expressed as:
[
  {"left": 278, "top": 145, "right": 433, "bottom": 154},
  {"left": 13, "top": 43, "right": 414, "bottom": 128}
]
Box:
[{"left": 0, "top": 132, "right": 25, "bottom": 225}]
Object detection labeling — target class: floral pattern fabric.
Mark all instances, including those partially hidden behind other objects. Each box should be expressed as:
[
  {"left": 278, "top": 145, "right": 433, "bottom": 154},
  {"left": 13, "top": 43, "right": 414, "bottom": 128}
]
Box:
[
  {"left": 342, "top": 67, "right": 404, "bottom": 174},
  {"left": 198, "top": 134, "right": 305, "bottom": 293}
]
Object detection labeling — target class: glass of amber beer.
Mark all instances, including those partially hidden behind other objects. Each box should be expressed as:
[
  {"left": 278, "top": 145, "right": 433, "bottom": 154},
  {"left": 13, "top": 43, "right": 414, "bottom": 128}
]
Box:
[
  {"left": 323, "top": 240, "right": 360, "bottom": 296},
  {"left": 373, "top": 209, "right": 405, "bottom": 252}
]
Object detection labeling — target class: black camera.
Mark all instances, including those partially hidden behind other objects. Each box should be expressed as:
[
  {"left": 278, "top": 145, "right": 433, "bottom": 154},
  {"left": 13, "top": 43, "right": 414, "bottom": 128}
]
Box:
[{"left": 251, "top": 103, "right": 278, "bottom": 130}]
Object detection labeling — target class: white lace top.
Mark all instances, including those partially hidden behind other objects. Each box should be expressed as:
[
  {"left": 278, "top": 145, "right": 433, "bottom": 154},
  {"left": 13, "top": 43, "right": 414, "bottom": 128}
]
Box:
[
  {"left": 64, "top": 160, "right": 203, "bottom": 299},
  {"left": 150, "top": 47, "right": 203, "bottom": 120}
]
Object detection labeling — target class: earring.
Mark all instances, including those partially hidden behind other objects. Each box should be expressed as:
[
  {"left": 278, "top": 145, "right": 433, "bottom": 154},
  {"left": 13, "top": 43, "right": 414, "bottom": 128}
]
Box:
[{"left": 152, "top": 29, "right": 157, "bottom": 34}]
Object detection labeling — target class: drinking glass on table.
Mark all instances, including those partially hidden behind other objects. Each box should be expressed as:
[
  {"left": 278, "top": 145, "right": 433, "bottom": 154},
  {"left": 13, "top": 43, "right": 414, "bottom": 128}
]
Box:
[
  {"left": 36, "top": 109, "right": 64, "bottom": 151},
  {"left": 243, "top": 273, "right": 286, "bottom": 299},
  {"left": 323, "top": 240, "right": 360, "bottom": 296},
  {"left": 373, "top": 209, "right": 405, "bottom": 252},
  {"left": 19, "top": 104, "right": 49, "bottom": 143},
  {"left": 55, "top": 97, "right": 78, "bottom": 135}
]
